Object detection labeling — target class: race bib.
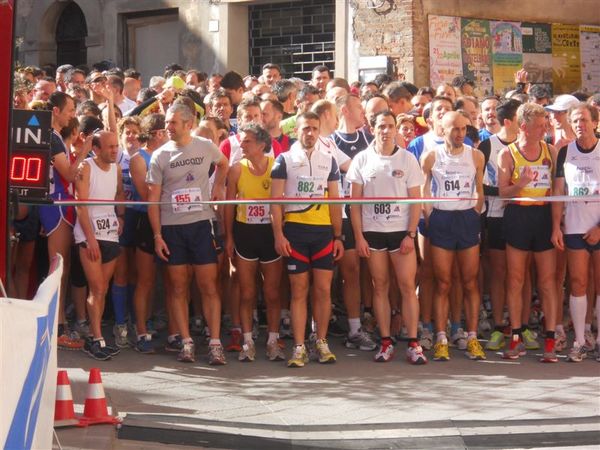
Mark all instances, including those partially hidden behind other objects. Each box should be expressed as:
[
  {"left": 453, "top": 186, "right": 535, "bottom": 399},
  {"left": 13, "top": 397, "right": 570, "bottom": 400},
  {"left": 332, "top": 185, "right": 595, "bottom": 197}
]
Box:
[
  {"left": 172, "top": 188, "right": 204, "bottom": 213},
  {"left": 245, "top": 204, "right": 271, "bottom": 224},
  {"left": 123, "top": 182, "right": 135, "bottom": 201},
  {"left": 440, "top": 173, "right": 473, "bottom": 198},
  {"left": 525, "top": 165, "right": 551, "bottom": 190},
  {"left": 371, "top": 203, "right": 402, "bottom": 221},
  {"left": 295, "top": 175, "right": 325, "bottom": 198},
  {"left": 92, "top": 212, "right": 119, "bottom": 240}
]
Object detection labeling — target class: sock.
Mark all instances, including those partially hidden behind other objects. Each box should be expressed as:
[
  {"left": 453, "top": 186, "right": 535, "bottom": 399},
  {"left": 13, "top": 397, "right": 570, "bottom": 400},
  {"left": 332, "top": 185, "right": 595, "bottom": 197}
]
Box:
[
  {"left": 268, "top": 332, "right": 279, "bottom": 345},
  {"left": 209, "top": 338, "right": 221, "bottom": 346},
  {"left": 280, "top": 309, "right": 290, "bottom": 319},
  {"left": 111, "top": 284, "right": 128, "bottom": 325},
  {"left": 243, "top": 332, "right": 253, "bottom": 344},
  {"left": 450, "top": 322, "right": 461, "bottom": 336},
  {"left": 423, "top": 322, "right": 433, "bottom": 332},
  {"left": 167, "top": 334, "right": 179, "bottom": 343},
  {"left": 555, "top": 323, "right": 564, "bottom": 334},
  {"left": 545, "top": 331, "right": 555, "bottom": 340},
  {"left": 585, "top": 323, "right": 592, "bottom": 332},
  {"left": 381, "top": 336, "right": 392, "bottom": 346},
  {"left": 348, "top": 318, "right": 361, "bottom": 336},
  {"left": 231, "top": 326, "right": 242, "bottom": 333},
  {"left": 512, "top": 328, "right": 522, "bottom": 340},
  {"left": 436, "top": 331, "right": 447, "bottom": 343},
  {"left": 127, "top": 284, "right": 136, "bottom": 322},
  {"left": 137, "top": 333, "right": 150, "bottom": 340},
  {"left": 569, "top": 295, "right": 587, "bottom": 346},
  {"left": 467, "top": 331, "right": 477, "bottom": 340},
  {"left": 182, "top": 337, "right": 193, "bottom": 344}
]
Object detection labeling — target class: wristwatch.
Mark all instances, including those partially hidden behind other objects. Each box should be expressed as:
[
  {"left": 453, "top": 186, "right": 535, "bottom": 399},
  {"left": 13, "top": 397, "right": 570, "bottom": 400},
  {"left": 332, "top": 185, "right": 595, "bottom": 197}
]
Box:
[
  {"left": 334, "top": 235, "right": 343, "bottom": 241},
  {"left": 407, "top": 231, "right": 417, "bottom": 239}
]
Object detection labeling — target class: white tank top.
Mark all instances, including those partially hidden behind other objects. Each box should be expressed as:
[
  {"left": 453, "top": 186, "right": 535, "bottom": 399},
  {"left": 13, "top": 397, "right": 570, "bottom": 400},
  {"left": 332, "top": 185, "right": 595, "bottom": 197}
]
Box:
[
  {"left": 74, "top": 158, "right": 119, "bottom": 244},
  {"left": 431, "top": 144, "right": 477, "bottom": 211},
  {"left": 483, "top": 134, "right": 509, "bottom": 218},
  {"left": 563, "top": 140, "right": 600, "bottom": 234}
]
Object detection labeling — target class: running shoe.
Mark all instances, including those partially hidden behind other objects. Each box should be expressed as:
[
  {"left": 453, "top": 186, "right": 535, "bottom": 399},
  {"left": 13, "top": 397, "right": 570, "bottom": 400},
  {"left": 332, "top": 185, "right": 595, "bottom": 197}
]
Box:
[
  {"left": 327, "top": 313, "right": 347, "bottom": 337},
  {"left": 177, "top": 341, "right": 195, "bottom": 363},
  {"left": 583, "top": 330, "right": 596, "bottom": 352},
  {"left": 208, "top": 343, "right": 227, "bottom": 365},
  {"left": 555, "top": 329, "right": 567, "bottom": 352},
  {"left": 73, "top": 320, "right": 90, "bottom": 338},
  {"left": 433, "top": 339, "right": 450, "bottom": 361},
  {"left": 566, "top": 343, "right": 587, "bottom": 363},
  {"left": 503, "top": 338, "right": 526, "bottom": 359},
  {"left": 362, "top": 311, "right": 377, "bottom": 334},
  {"left": 344, "top": 329, "right": 377, "bottom": 351},
  {"left": 165, "top": 335, "right": 183, "bottom": 352},
  {"left": 83, "top": 338, "right": 112, "bottom": 361},
  {"left": 450, "top": 328, "right": 467, "bottom": 350},
  {"left": 190, "top": 316, "right": 205, "bottom": 336},
  {"left": 406, "top": 344, "right": 427, "bottom": 365},
  {"left": 134, "top": 334, "right": 155, "bottom": 354},
  {"left": 315, "top": 338, "right": 336, "bottom": 363},
  {"left": 58, "top": 330, "right": 84, "bottom": 350},
  {"left": 113, "top": 323, "right": 129, "bottom": 348},
  {"left": 279, "top": 316, "right": 292, "bottom": 339},
  {"left": 541, "top": 338, "right": 558, "bottom": 363},
  {"left": 146, "top": 319, "right": 158, "bottom": 338},
  {"left": 225, "top": 329, "right": 243, "bottom": 352},
  {"left": 522, "top": 328, "right": 540, "bottom": 350},
  {"left": 419, "top": 328, "right": 433, "bottom": 351},
  {"left": 375, "top": 340, "right": 395, "bottom": 362},
  {"left": 486, "top": 330, "right": 506, "bottom": 351},
  {"left": 466, "top": 337, "right": 487, "bottom": 360},
  {"left": 287, "top": 344, "right": 309, "bottom": 368},
  {"left": 266, "top": 341, "right": 286, "bottom": 361},
  {"left": 239, "top": 342, "right": 256, "bottom": 362}
]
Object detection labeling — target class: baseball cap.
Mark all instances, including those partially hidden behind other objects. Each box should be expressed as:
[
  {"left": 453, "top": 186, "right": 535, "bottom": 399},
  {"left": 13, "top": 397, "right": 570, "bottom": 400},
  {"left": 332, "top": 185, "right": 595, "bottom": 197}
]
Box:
[
  {"left": 164, "top": 76, "right": 186, "bottom": 91},
  {"left": 544, "top": 94, "right": 579, "bottom": 113}
]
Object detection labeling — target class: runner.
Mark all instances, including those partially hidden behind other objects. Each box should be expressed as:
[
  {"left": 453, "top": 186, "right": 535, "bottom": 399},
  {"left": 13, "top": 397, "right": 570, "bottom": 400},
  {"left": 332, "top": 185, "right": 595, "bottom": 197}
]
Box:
[
  {"left": 347, "top": 111, "right": 426, "bottom": 364},
  {"left": 497, "top": 102, "right": 559, "bottom": 363},
  {"left": 74, "top": 131, "right": 124, "bottom": 360},
  {"left": 147, "top": 103, "right": 229, "bottom": 364},
  {"left": 421, "top": 111, "right": 487, "bottom": 361},
  {"left": 551, "top": 103, "right": 600, "bottom": 362},
  {"left": 224, "top": 123, "right": 284, "bottom": 362},
  {"left": 270, "top": 111, "right": 344, "bottom": 367}
]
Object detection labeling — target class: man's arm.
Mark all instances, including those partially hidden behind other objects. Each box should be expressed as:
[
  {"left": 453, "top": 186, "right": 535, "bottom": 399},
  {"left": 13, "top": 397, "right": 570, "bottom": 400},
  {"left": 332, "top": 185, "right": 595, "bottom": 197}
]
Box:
[
  {"left": 147, "top": 183, "right": 169, "bottom": 261},
  {"left": 211, "top": 154, "right": 229, "bottom": 201},
  {"left": 473, "top": 149, "right": 485, "bottom": 213},
  {"left": 420, "top": 150, "right": 435, "bottom": 221},
  {"left": 270, "top": 178, "right": 291, "bottom": 257},
  {"left": 224, "top": 164, "right": 241, "bottom": 259},
  {"left": 327, "top": 180, "right": 344, "bottom": 261},
  {"left": 74, "top": 162, "right": 100, "bottom": 261},
  {"left": 498, "top": 147, "right": 531, "bottom": 198},
  {"left": 350, "top": 182, "right": 369, "bottom": 258}
]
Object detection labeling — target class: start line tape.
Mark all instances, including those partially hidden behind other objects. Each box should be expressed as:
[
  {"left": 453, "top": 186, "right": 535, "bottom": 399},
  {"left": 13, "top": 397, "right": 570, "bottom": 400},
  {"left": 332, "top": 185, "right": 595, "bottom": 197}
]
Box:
[{"left": 24, "top": 194, "right": 600, "bottom": 207}]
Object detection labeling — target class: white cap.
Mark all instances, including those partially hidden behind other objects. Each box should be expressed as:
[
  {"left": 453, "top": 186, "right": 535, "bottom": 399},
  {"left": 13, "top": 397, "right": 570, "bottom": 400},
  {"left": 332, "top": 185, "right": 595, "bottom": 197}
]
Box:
[{"left": 544, "top": 94, "right": 580, "bottom": 112}]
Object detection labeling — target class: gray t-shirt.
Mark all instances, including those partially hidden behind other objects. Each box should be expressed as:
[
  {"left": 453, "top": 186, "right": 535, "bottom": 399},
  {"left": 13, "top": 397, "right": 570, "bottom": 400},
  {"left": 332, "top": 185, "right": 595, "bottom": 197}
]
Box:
[{"left": 147, "top": 136, "right": 223, "bottom": 226}]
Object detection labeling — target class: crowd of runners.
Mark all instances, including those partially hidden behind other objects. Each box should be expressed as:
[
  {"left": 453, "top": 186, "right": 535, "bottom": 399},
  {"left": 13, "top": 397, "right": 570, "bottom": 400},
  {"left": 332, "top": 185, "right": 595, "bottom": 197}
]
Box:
[{"left": 9, "top": 61, "right": 600, "bottom": 367}]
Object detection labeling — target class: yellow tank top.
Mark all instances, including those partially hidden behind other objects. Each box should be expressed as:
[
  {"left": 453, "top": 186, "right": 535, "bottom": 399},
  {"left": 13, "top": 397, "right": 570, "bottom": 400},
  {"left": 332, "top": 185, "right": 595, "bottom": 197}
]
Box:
[
  {"left": 509, "top": 141, "right": 552, "bottom": 205},
  {"left": 235, "top": 156, "right": 274, "bottom": 224}
]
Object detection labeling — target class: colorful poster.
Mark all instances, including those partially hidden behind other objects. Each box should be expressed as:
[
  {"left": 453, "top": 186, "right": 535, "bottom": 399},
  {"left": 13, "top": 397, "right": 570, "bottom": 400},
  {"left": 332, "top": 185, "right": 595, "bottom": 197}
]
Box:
[
  {"left": 428, "top": 15, "right": 462, "bottom": 89},
  {"left": 461, "top": 18, "right": 494, "bottom": 97},
  {"left": 490, "top": 21, "right": 523, "bottom": 94},
  {"left": 552, "top": 23, "right": 581, "bottom": 94},
  {"left": 580, "top": 25, "right": 600, "bottom": 93},
  {"left": 522, "top": 22, "right": 553, "bottom": 93}
]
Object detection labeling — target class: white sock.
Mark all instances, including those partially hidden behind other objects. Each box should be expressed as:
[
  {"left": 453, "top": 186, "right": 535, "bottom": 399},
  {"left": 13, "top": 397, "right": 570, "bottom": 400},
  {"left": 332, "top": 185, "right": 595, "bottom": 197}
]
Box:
[
  {"left": 585, "top": 323, "right": 592, "bottom": 332},
  {"left": 348, "top": 318, "right": 361, "bottom": 336},
  {"left": 243, "top": 332, "right": 253, "bottom": 344},
  {"left": 467, "top": 331, "right": 477, "bottom": 340},
  {"left": 267, "top": 332, "right": 279, "bottom": 344},
  {"left": 555, "top": 324, "right": 564, "bottom": 334},
  {"left": 209, "top": 338, "right": 221, "bottom": 346},
  {"left": 182, "top": 337, "right": 193, "bottom": 344},
  {"left": 569, "top": 295, "right": 587, "bottom": 346},
  {"left": 281, "top": 309, "right": 290, "bottom": 319},
  {"left": 436, "top": 331, "right": 447, "bottom": 343}
]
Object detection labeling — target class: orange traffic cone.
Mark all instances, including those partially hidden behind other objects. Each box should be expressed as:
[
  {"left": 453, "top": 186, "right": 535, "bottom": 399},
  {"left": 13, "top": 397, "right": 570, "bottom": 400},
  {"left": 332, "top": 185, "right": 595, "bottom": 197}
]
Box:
[
  {"left": 54, "top": 370, "right": 87, "bottom": 427},
  {"left": 81, "top": 368, "right": 121, "bottom": 425}
]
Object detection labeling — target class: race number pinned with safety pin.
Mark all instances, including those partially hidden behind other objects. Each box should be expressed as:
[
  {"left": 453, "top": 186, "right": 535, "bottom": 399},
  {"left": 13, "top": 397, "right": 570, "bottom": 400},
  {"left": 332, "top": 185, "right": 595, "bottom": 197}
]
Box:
[
  {"left": 525, "top": 165, "right": 551, "bottom": 190},
  {"left": 246, "top": 204, "right": 271, "bottom": 224},
  {"left": 92, "top": 212, "right": 119, "bottom": 239},
  {"left": 172, "top": 187, "right": 204, "bottom": 213}
]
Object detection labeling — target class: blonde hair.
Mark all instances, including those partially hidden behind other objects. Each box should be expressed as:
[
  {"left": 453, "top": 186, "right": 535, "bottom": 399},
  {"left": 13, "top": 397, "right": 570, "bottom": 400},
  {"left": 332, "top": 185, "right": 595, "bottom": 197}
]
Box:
[{"left": 516, "top": 102, "right": 546, "bottom": 126}]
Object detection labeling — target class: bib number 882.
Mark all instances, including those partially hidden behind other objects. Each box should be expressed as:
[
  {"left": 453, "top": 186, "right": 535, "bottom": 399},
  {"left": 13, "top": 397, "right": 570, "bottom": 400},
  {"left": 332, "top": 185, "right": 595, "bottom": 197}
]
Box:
[{"left": 297, "top": 181, "right": 314, "bottom": 193}]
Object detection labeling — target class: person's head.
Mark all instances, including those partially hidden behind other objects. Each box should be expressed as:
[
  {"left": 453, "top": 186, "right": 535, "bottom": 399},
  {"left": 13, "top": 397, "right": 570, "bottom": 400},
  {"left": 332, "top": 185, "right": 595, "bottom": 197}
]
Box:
[
  {"left": 360, "top": 82, "right": 378, "bottom": 99},
  {"left": 429, "top": 95, "right": 454, "bottom": 128},
  {"left": 545, "top": 94, "right": 580, "bottom": 130},
  {"left": 60, "top": 117, "right": 80, "bottom": 142},
  {"left": 236, "top": 98, "right": 262, "bottom": 127},
  {"left": 363, "top": 93, "right": 389, "bottom": 126},
  {"left": 123, "top": 75, "right": 141, "bottom": 101},
  {"left": 78, "top": 116, "right": 104, "bottom": 137},
  {"left": 311, "top": 100, "right": 338, "bottom": 135},
  {"left": 92, "top": 130, "right": 119, "bottom": 164},
  {"left": 262, "top": 64, "right": 282, "bottom": 87},
  {"left": 373, "top": 73, "right": 393, "bottom": 90},
  {"left": 208, "top": 73, "right": 223, "bottom": 92},
  {"left": 411, "top": 94, "right": 429, "bottom": 116},
  {"left": 383, "top": 82, "right": 413, "bottom": 115},
  {"left": 295, "top": 111, "right": 320, "bottom": 150},
  {"left": 451, "top": 75, "right": 475, "bottom": 96},
  {"left": 138, "top": 88, "right": 157, "bottom": 103},
  {"left": 436, "top": 83, "right": 456, "bottom": 102},
  {"left": 326, "top": 77, "right": 351, "bottom": 93},
  {"left": 417, "top": 86, "right": 435, "bottom": 102},
  {"left": 370, "top": 110, "right": 397, "bottom": 149},
  {"left": 166, "top": 103, "right": 195, "bottom": 144},
  {"left": 527, "top": 84, "right": 551, "bottom": 106},
  {"left": 208, "top": 89, "right": 233, "bottom": 123},
  {"left": 55, "top": 64, "right": 74, "bottom": 86},
  {"left": 48, "top": 91, "right": 76, "bottom": 129},
  {"left": 272, "top": 79, "right": 297, "bottom": 105},
  {"left": 185, "top": 70, "right": 201, "bottom": 87},
  {"left": 117, "top": 116, "right": 141, "bottom": 153},
  {"left": 149, "top": 76, "right": 166, "bottom": 93},
  {"left": 85, "top": 71, "right": 108, "bottom": 97},
  {"left": 296, "top": 84, "right": 321, "bottom": 113},
  {"left": 396, "top": 113, "right": 415, "bottom": 145},
  {"left": 516, "top": 102, "right": 547, "bottom": 142},
  {"left": 139, "top": 113, "right": 167, "bottom": 148},
  {"left": 454, "top": 96, "right": 479, "bottom": 125},
  {"left": 441, "top": 111, "right": 469, "bottom": 149},
  {"left": 336, "top": 94, "right": 365, "bottom": 130},
  {"left": 496, "top": 98, "right": 522, "bottom": 134},
  {"left": 65, "top": 68, "right": 86, "bottom": 89},
  {"left": 76, "top": 100, "right": 101, "bottom": 118},
  {"left": 568, "top": 103, "right": 598, "bottom": 141},
  {"left": 200, "top": 116, "right": 228, "bottom": 144},
  {"left": 239, "top": 123, "right": 272, "bottom": 158},
  {"left": 220, "top": 71, "right": 245, "bottom": 105},
  {"left": 481, "top": 96, "right": 500, "bottom": 129},
  {"left": 260, "top": 99, "right": 284, "bottom": 132},
  {"left": 33, "top": 79, "right": 56, "bottom": 101},
  {"left": 311, "top": 65, "right": 331, "bottom": 92},
  {"left": 325, "top": 86, "right": 348, "bottom": 104},
  {"left": 107, "top": 75, "right": 125, "bottom": 98}
]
